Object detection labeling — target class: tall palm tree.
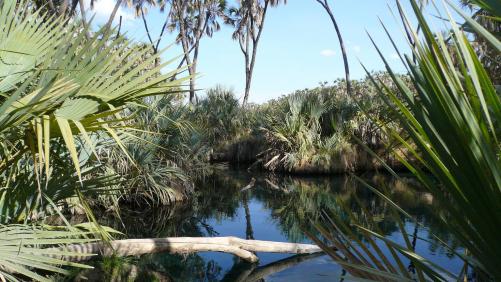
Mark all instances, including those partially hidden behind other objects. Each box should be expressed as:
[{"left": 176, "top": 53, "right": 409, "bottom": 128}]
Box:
[
  {"left": 315, "top": 0, "right": 351, "bottom": 97},
  {"left": 226, "top": 0, "right": 286, "bottom": 106},
  {"left": 167, "top": 0, "right": 228, "bottom": 103}
]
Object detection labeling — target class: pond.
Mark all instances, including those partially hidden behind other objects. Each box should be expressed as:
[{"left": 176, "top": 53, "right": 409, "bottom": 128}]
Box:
[{"left": 74, "top": 169, "right": 464, "bottom": 281}]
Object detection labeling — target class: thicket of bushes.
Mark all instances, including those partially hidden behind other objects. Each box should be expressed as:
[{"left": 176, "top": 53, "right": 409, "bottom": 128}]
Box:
[{"left": 194, "top": 73, "right": 413, "bottom": 174}]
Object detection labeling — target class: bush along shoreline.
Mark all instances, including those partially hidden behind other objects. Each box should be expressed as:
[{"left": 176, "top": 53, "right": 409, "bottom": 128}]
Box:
[{"left": 199, "top": 73, "right": 416, "bottom": 175}]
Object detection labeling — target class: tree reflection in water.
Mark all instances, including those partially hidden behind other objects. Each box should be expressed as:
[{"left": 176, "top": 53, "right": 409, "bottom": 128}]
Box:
[{"left": 68, "top": 169, "right": 460, "bottom": 281}]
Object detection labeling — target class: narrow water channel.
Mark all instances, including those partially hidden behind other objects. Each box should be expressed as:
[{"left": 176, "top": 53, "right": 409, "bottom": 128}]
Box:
[{"left": 73, "top": 169, "right": 463, "bottom": 281}]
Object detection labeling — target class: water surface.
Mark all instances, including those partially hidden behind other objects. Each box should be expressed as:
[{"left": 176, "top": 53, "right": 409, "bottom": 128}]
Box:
[{"left": 83, "top": 169, "right": 463, "bottom": 281}]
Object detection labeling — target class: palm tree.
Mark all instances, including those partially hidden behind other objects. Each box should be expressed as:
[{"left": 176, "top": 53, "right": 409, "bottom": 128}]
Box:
[
  {"left": 0, "top": 0, "right": 186, "bottom": 279},
  {"left": 167, "top": 0, "right": 228, "bottom": 103},
  {"left": 314, "top": 0, "right": 351, "bottom": 97},
  {"left": 226, "top": 0, "right": 286, "bottom": 106},
  {"left": 139, "top": 1, "right": 169, "bottom": 57}
]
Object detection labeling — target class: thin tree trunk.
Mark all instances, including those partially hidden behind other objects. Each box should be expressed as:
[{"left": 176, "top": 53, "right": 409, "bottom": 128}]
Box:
[
  {"left": 243, "top": 70, "right": 252, "bottom": 106},
  {"left": 180, "top": 34, "right": 195, "bottom": 103},
  {"left": 141, "top": 8, "right": 156, "bottom": 53},
  {"left": 78, "top": 0, "right": 91, "bottom": 39},
  {"left": 189, "top": 66, "right": 196, "bottom": 103},
  {"left": 155, "top": 20, "right": 168, "bottom": 52},
  {"left": 116, "top": 15, "right": 122, "bottom": 37},
  {"left": 242, "top": 25, "right": 252, "bottom": 106},
  {"left": 176, "top": 2, "right": 197, "bottom": 103},
  {"left": 59, "top": 0, "right": 69, "bottom": 16},
  {"left": 243, "top": 43, "right": 259, "bottom": 106},
  {"left": 187, "top": 5, "right": 208, "bottom": 104},
  {"left": 104, "top": 0, "right": 122, "bottom": 34},
  {"left": 169, "top": 1, "right": 209, "bottom": 83},
  {"left": 316, "top": 0, "right": 352, "bottom": 96},
  {"left": 242, "top": 1, "right": 270, "bottom": 106},
  {"left": 141, "top": 8, "right": 169, "bottom": 67},
  {"left": 191, "top": 46, "right": 200, "bottom": 104}
]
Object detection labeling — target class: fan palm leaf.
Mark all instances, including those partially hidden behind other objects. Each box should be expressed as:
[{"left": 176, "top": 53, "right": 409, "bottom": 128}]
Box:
[
  {"left": 310, "top": 0, "right": 501, "bottom": 280},
  {"left": 0, "top": 225, "right": 96, "bottom": 282},
  {"left": 0, "top": 0, "right": 188, "bottom": 280}
]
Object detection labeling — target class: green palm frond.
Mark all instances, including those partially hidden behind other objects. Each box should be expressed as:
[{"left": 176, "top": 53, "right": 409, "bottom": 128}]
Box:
[
  {"left": 311, "top": 0, "right": 501, "bottom": 280},
  {"left": 0, "top": 0, "right": 188, "bottom": 182},
  {"left": 0, "top": 0, "right": 188, "bottom": 279},
  {"left": 0, "top": 0, "right": 188, "bottom": 217},
  {"left": 0, "top": 225, "right": 96, "bottom": 282}
]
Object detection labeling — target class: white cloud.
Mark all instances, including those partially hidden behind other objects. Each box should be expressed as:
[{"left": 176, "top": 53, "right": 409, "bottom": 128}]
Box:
[
  {"left": 83, "top": 0, "right": 135, "bottom": 24},
  {"left": 320, "top": 49, "right": 336, "bottom": 57}
]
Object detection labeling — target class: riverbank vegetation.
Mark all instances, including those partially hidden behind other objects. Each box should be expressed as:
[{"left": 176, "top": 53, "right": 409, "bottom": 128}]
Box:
[
  {"left": 0, "top": 0, "right": 499, "bottom": 281},
  {"left": 202, "top": 73, "right": 411, "bottom": 174},
  {"left": 308, "top": 0, "right": 501, "bottom": 281}
]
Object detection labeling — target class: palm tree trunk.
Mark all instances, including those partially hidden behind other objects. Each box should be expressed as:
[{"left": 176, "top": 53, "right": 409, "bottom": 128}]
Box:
[
  {"left": 242, "top": 25, "right": 252, "bottom": 106},
  {"left": 141, "top": 8, "right": 156, "bottom": 52},
  {"left": 59, "top": 0, "right": 69, "bottom": 16},
  {"left": 316, "top": 0, "right": 352, "bottom": 96},
  {"left": 243, "top": 70, "right": 252, "bottom": 106},
  {"left": 180, "top": 35, "right": 195, "bottom": 103},
  {"left": 244, "top": 38, "right": 260, "bottom": 106},
  {"left": 175, "top": 1, "right": 197, "bottom": 103},
  {"left": 191, "top": 45, "right": 201, "bottom": 104},
  {"left": 242, "top": 1, "right": 270, "bottom": 106},
  {"left": 104, "top": 0, "right": 123, "bottom": 33},
  {"left": 78, "top": 0, "right": 91, "bottom": 39}
]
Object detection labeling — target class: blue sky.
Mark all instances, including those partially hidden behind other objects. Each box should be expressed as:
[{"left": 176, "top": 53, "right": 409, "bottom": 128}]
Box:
[{"left": 85, "top": 0, "right": 462, "bottom": 103}]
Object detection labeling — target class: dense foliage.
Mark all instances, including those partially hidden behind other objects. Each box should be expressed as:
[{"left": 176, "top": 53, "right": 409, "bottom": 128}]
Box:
[
  {"left": 0, "top": 0, "right": 499, "bottom": 280},
  {"left": 0, "top": 0, "right": 190, "bottom": 279},
  {"left": 193, "top": 74, "right": 412, "bottom": 174},
  {"left": 309, "top": 0, "right": 501, "bottom": 281}
]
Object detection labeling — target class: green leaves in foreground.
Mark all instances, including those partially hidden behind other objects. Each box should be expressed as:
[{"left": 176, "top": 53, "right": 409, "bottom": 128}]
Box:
[
  {"left": 0, "top": 0, "right": 188, "bottom": 280},
  {"left": 0, "top": 225, "right": 96, "bottom": 282},
  {"left": 311, "top": 0, "right": 501, "bottom": 280},
  {"left": 0, "top": 0, "right": 187, "bottom": 219},
  {"left": 0, "top": 0, "right": 187, "bottom": 185}
]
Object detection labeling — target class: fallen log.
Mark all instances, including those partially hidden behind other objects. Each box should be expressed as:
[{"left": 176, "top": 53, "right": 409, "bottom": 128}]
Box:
[{"left": 55, "top": 236, "right": 322, "bottom": 263}]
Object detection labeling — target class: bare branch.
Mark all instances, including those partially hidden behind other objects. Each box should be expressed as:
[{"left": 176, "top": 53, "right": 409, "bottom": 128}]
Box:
[{"left": 141, "top": 7, "right": 157, "bottom": 53}]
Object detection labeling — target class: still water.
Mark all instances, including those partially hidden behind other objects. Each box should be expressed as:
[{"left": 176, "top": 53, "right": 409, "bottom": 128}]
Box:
[{"left": 80, "top": 169, "right": 463, "bottom": 281}]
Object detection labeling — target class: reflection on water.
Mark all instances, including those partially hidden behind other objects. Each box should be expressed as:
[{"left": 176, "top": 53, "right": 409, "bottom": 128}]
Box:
[{"left": 72, "top": 170, "right": 463, "bottom": 281}]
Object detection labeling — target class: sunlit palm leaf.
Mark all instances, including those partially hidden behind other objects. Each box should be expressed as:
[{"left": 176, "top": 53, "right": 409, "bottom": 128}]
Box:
[
  {"left": 311, "top": 0, "right": 501, "bottom": 280},
  {"left": 0, "top": 225, "right": 96, "bottom": 282}
]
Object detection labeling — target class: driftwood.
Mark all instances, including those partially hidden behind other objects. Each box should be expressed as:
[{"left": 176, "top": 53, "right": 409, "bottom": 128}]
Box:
[{"left": 56, "top": 236, "right": 322, "bottom": 263}]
